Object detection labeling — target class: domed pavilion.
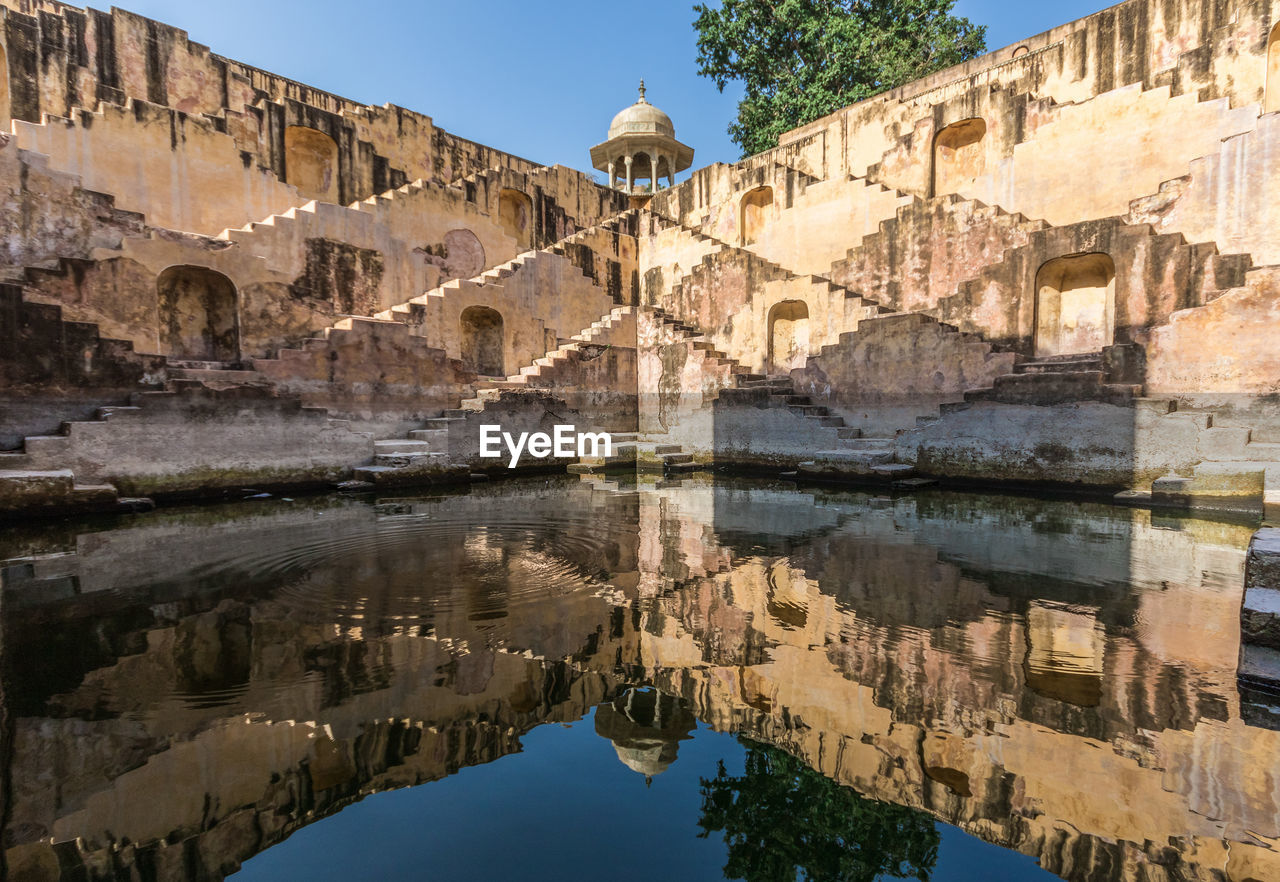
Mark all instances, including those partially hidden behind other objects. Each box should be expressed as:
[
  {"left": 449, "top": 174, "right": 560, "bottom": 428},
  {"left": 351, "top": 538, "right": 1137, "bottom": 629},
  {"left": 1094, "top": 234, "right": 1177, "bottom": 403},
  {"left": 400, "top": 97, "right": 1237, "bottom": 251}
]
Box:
[{"left": 590, "top": 81, "right": 695, "bottom": 194}]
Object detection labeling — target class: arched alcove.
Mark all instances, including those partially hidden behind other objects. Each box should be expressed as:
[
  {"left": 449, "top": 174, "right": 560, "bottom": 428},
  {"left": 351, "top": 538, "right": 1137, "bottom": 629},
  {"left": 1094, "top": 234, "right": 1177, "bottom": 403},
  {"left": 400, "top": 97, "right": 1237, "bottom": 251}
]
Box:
[
  {"left": 0, "top": 43, "right": 10, "bottom": 126},
  {"left": 740, "top": 186, "right": 773, "bottom": 246},
  {"left": 767, "top": 299, "right": 809, "bottom": 374},
  {"left": 284, "top": 125, "right": 340, "bottom": 203},
  {"left": 156, "top": 266, "right": 239, "bottom": 362},
  {"left": 1034, "top": 252, "right": 1115, "bottom": 357},
  {"left": 1266, "top": 23, "right": 1280, "bottom": 113},
  {"left": 443, "top": 229, "right": 485, "bottom": 279},
  {"left": 498, "top": 188, "right": 533, "bottom": 249},
  {"left": 932, "top": 118, "right": 987, "bottom": 197},
  {"left": 460, "top": 305, "right": 505, "bottom": 376}
]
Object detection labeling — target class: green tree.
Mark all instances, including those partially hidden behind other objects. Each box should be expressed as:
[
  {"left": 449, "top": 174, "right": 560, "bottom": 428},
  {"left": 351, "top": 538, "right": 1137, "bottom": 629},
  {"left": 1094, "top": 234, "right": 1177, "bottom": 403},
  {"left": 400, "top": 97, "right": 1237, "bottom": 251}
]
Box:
[
  {"left": 693, "top": 0, "right": 987, "bottom": 157},
  {"left": 698, "top": 739, "right": 939, "bottom": 882}
]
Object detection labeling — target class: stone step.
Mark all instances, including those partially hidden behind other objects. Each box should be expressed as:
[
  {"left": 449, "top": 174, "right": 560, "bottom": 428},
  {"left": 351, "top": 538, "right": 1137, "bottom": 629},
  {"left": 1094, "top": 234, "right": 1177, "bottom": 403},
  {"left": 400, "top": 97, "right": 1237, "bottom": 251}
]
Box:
[
  {"left": 1013, "top": 357, "right": 1103, "bottom": 374},
  {"left": 808, "top": 416, "right": 845, "bottom": 427},
  {"left": 808, "top": 449, "right": 896, "bottom": 465},
  {"left": 23, "top": 435, "right": 71, "bottom": 457},
  {"left": 374, "top": 439, "right": 433, "bottom": 455},
  {"left": 787, "top": 405, "right": 828, "bottom": 416},
  {"left": 168, "top": 368, "right": 266, "bottom": 384},
  {"left": 408, "top": 428, "right": 449, "bottom": 442},
  {"left": 839, "top": 437, "right": 894, "bottom": 450},
  {"left": 353, "top": 461, "right": 470, "bottom": 487},
  {"left": 374, "top": 452, "right": 449, "bottom": 467},
  {"left": 661, "top": 452, "right": 694, "bottom": 465},
  {"left": 836, "top": 427, "right": 863, "bottom": 440},
  {"left": 0, "top": 470, "right": 119, "bottom": 512}
]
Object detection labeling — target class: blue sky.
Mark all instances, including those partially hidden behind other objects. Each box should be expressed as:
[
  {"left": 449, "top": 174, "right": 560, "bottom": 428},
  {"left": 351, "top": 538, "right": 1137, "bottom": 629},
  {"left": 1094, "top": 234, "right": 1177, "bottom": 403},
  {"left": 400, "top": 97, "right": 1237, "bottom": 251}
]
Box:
[{"left": 123, "top": 0, "right": 1115, "bottom": 172}]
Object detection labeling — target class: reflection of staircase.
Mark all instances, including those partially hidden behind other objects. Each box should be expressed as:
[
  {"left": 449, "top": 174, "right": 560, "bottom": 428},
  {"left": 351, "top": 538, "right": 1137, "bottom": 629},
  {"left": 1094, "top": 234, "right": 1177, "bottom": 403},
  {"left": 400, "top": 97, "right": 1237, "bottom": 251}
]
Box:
[{"left": 568, "top": 434, "right": 700, "bottom": 475}]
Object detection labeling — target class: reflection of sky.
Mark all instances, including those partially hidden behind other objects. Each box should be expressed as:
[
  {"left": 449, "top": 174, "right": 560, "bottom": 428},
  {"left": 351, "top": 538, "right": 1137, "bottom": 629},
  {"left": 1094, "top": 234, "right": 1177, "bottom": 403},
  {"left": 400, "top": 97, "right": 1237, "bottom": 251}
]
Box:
[{"left": 234, "top": 710, "right": 1054, "bottom": 881}]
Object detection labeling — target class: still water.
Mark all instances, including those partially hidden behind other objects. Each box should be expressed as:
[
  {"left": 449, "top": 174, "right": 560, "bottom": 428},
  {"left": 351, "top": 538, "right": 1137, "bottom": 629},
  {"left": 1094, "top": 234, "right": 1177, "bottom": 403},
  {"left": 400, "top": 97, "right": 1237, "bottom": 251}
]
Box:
[{"left": 0, "top": 473, "right": 1270, "bottom": 881}]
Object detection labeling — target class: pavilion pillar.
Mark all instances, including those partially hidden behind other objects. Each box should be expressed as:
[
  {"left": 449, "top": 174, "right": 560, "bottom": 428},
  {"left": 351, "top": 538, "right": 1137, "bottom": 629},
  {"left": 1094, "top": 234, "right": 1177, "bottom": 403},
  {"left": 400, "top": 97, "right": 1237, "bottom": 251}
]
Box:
[
  {"left": 624, "top": 155, "right": 633, "bottom": 193},
  {"left": 607, "top": 161, "right": 615, "bottom": 189}
]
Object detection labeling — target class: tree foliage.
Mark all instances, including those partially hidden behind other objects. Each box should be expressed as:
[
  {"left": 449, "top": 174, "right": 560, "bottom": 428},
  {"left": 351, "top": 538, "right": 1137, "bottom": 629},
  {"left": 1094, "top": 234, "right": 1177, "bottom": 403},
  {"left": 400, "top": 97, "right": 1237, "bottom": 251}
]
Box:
[
  {"left": 693, "top": 0, "right": 987, "bottom": 157},
  {"left": 698, "top": 739, "right": 940, "bottom": 881}
]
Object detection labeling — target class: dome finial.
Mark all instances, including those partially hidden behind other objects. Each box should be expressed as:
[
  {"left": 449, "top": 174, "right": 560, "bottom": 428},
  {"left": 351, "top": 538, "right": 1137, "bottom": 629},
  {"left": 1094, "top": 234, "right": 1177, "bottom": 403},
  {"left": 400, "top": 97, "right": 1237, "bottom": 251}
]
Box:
[{"left": 638, "top": 79, "right": 647, "bottom": 104}]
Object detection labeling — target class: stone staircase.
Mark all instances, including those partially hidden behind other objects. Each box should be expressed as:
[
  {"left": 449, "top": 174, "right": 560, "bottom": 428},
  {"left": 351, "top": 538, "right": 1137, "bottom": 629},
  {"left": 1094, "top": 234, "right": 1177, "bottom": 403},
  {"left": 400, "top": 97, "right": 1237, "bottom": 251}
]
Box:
[
  {"left": 458, "top": 306, "right": 638, "bottom": 409},
  {"left": 961, "top": 349, "right": 1141, "bottom": 407},
  {"left": 714, "top": 375, "right": 911, "bottom": 481},
  {"left": 361, "top": 212, "right": 634, "bottom": 365}
]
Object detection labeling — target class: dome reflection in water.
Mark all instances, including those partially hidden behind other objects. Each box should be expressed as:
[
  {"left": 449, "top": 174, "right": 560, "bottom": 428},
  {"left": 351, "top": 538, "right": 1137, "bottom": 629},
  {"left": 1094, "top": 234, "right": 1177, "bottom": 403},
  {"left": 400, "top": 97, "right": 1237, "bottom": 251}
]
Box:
[{"left": 0, "top": 473, "right": 1269, "bottom": 881}]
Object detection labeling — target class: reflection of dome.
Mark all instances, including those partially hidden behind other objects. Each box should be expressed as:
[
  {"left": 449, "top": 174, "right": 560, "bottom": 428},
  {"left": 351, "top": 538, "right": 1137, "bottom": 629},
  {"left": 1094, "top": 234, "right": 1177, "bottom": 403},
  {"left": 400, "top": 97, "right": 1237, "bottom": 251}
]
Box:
[
  {"left": 608, "top": 83, "right": 675, "bottom": 139},
  {"left": 594, "top": 687, "right": 696, "bottom": 784}
]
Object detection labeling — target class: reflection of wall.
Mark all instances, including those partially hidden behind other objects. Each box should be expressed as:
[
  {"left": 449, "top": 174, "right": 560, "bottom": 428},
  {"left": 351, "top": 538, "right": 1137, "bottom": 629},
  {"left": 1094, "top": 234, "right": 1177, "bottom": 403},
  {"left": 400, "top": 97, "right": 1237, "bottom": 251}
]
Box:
[{"left": 1, "top": 476, "right": 1269, "bottom": 882}]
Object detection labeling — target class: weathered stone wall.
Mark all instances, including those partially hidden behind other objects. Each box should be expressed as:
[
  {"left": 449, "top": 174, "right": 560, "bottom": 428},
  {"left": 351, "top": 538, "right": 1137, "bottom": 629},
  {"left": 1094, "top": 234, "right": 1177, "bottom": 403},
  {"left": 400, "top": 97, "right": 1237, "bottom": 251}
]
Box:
[
  {"left": 0, "top": 0, "right": 543, "bottom": 203},
  {"left": 251, "top": 317, "right": 477, "bottom": 437},
  {"left": 0, "top": 282, "right": 164, "bottom": 445},
  {"left": 636, "top": 309, "right": 740, "bottom": 440},
  {"left": 653, "top": 0, "right": 1278, "bottom": 266},
  {"left": 17, "top": 385, "right": 374, "bottom": 497}
]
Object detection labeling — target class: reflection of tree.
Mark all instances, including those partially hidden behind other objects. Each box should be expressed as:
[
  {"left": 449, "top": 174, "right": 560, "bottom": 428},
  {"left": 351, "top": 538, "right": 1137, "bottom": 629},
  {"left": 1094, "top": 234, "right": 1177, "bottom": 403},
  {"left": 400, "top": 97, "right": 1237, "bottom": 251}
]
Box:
[{"left": 698, "top": 740, "right": 939, "bottom": 882}]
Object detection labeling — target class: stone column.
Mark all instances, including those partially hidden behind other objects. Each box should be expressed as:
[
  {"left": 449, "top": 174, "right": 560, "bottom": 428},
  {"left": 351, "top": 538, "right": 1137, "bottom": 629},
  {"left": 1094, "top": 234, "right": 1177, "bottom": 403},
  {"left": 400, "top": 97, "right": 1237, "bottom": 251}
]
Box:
[
  {"left": 651, "top": 152, "right": 659, "bottom": 192},
  {"left": 625, "top": 155, "right": 633, "bottom": 194},
  {"left": 607, "top": 161, "right": 615, "bottom": 189}
]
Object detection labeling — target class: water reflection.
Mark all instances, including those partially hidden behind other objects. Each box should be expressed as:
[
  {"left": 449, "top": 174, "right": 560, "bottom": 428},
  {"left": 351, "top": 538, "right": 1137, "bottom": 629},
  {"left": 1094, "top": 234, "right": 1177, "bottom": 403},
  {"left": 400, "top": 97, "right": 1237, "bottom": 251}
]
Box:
[{"left": 0, "top": 474, "right": 1269, "bottom": 881}]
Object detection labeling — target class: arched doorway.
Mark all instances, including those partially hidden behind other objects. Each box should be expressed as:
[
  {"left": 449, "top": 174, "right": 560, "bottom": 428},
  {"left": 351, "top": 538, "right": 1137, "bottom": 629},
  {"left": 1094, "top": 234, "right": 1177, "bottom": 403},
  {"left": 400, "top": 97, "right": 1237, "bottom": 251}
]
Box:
[
  {"left": 156, "top": 266, "right": 239, "bottom": 362},
  {"left": 498, "top": 188, "right": 533, "bottom": 249},
  {"left": 767, "top": 299, "right": 809, "bottom": 374},
  {"left": 740, "top": 186, "right": 773, "bottom": 246},
  {"left": 1034, "top": 253, "right": 1115, "bottom": 357},
  {"left": 284, "top": 125, "right": 340, "bottom": 203},
  {"left": 1267, "top": 23, "right": 1280, "bottom": 113},
  {"left": 932, "top": 118, "right": 987, "bottom": 197},
  {"left": 460, "top": 306, "right": 504, "bottom": 376}
]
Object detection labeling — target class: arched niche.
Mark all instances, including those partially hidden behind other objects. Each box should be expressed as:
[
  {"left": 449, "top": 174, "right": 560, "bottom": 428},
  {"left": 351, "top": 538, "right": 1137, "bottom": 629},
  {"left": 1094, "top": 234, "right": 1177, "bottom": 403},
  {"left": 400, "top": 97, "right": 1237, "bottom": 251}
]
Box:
[
  {"left": 931, "top": 118, "right": 987, "bottom": 197},
  {"left": 1034, "top": 252, "right": 1115, "bottom": 357},
  {"left": 156, "top": 266, "right": 239, "bottom": 362},
  {"left": 460, "top": 305, "right": 505, "bottom": 377},
  {"left": 767, "top": 299, "right": 809, "bottom": 374},
  {"left": 443, "top": 229, "right": 486, "bottom": 279},
  {"left": 498, "top": 188, "right": 533, "bottom": 249},
  {"left": 740, "top": 186, "right": 773, "bottom": 246},
  {"left": 0, "top": 43, "right": 9, "bottom": 126},
  {"left": 1267, "top": 23, "right": 1280, "bottom": 113},
  {"left": 284, "top": 125, "right": 340, "bottom": 203}
]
